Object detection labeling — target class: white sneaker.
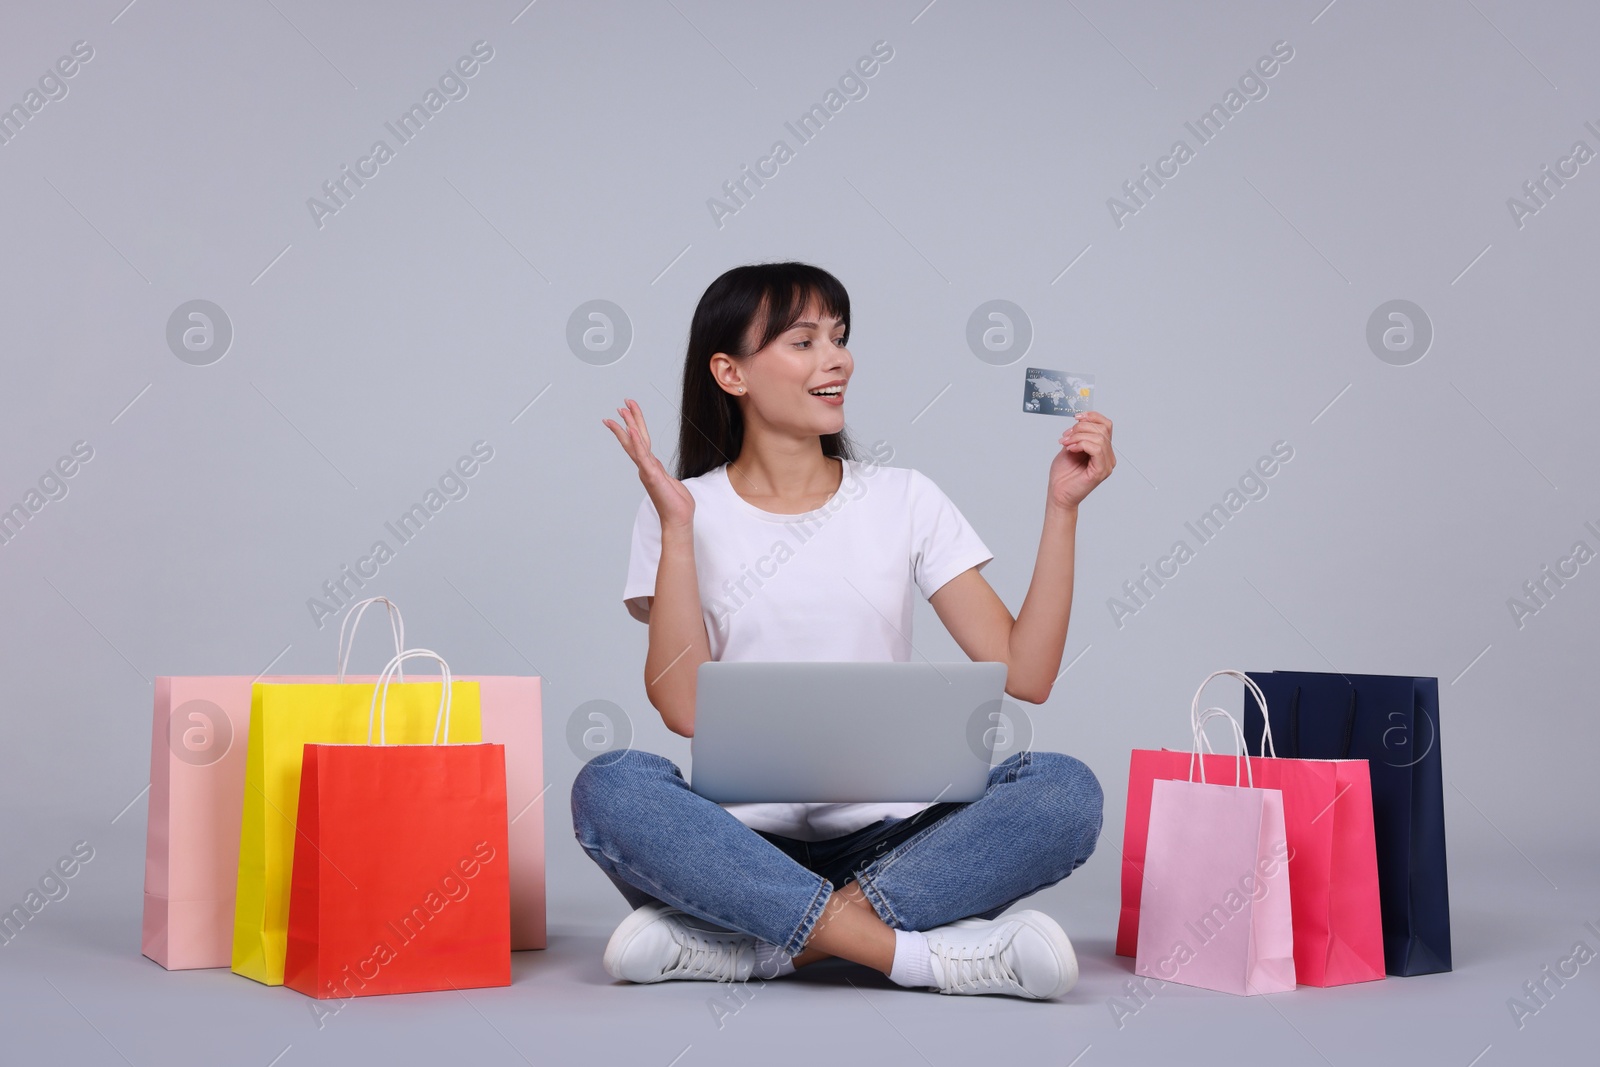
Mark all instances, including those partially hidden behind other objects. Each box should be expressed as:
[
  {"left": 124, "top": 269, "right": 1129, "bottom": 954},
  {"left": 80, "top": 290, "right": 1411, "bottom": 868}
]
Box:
[
  {"left": 922, "top": 910, "right": 1079, "bottom": 999},
  {"left": 602, "top": 904, "right": 759, "bottom": 983}
]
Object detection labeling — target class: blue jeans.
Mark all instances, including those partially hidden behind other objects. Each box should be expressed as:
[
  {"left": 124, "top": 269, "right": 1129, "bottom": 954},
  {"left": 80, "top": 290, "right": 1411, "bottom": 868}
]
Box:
[{"left": 571, "top": 749, "right": 1104, "bottom": 958}]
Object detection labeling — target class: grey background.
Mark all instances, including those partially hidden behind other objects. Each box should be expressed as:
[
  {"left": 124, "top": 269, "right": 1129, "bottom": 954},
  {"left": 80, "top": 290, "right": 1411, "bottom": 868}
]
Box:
[{"left": 1, "top": 1, "right": 1595, "bottom": 1064}]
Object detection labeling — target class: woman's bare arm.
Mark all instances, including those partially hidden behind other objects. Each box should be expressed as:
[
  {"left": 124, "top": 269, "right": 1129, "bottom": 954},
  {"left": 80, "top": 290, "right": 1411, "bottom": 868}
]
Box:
[
  {"left": 643, "top": 522, "right": 712, "bottom": 735},
  {"left": 931, "top": 504, "right": 1078, "bottom": 704},
  {"left": 603, "top": 398, "right": 711, "bottom": 736},
  {"left": 930, "top": 412, "right": 1115, "bottom": 703}
]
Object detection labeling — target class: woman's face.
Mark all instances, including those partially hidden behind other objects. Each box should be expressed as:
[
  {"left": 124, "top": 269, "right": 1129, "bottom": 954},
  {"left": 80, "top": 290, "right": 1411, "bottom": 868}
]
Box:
[{"left": 717, "top": 296, "right": 852, "bottom": 438}]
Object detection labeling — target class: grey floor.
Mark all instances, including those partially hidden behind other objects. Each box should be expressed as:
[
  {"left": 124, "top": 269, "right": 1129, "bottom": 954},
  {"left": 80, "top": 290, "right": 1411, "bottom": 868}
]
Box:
[{"left": 4, "top": 828, "right": 1595, "bottom": 1067}]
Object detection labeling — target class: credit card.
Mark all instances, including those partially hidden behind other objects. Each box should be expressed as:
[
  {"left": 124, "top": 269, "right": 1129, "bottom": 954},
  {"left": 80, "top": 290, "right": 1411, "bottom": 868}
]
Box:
[{"left": 1022, "top": 368, "right": 1094, "bottom": 417}]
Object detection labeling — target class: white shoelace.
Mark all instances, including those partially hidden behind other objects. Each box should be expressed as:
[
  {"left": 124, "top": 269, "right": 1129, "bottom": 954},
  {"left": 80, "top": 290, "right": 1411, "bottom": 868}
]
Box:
[
  {"left": 932, "top": 927, "right": 1021, "bottom": 993},
  {"left": 665, "top": 929, "right": 747, "bottom": 982}
]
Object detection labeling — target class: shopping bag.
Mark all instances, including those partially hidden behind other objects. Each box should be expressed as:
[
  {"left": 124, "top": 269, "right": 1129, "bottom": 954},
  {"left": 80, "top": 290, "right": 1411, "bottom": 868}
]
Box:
[
  {"left": 284, "top": 650, "right": 511, "bottom": 998},
  {"left": 1135, "top": 708, "right": 1296, "bottom": 995},
  {"left": 469, "top": 675, "right": 546, "bottom": 952},
  {"left": 142, "top": 597, "right": 407, "bottom": 969},
  {"left": 1243, "top": 670, "right": 1451, "bottom": 976},
  {"left": 1117, "top": 671, "right": 1386, "bottom": 987},
  {"left": 231, "top": 650, "right": 483, "bottom": 985},
  {"left": 145, "top": 597, "right": 545, "bottom": 970}
]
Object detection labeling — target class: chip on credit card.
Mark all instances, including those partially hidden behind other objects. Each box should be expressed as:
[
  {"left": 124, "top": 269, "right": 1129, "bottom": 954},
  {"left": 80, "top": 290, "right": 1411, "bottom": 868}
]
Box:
[{"left": 1022, "top": 368, "right": 1094, "bottom": 417}]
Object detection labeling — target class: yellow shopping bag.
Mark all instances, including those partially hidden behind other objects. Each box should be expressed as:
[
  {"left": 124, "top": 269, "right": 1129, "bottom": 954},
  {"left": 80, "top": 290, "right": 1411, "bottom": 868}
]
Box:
[{"left": 230, "top": 651, "right": 482, "bottom": 985}]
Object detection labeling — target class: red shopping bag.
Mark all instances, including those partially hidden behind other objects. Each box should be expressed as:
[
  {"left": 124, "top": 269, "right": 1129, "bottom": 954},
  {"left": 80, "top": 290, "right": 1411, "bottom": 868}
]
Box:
[
  {"left": 1117, "top": 670, "right": 1385, "bottom": 987},
  {"left": 283, "top": 650, "right": 511, "bottom": 999}
]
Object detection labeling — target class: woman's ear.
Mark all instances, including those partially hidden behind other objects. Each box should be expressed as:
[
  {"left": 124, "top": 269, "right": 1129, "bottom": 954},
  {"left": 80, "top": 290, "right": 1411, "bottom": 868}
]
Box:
[{"left": 709, "top": 353, "right": 745, "bottom": 395}]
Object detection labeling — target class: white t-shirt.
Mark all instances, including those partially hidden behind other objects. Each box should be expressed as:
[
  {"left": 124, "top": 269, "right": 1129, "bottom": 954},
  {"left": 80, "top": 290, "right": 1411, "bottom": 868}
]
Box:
[{"left": 623, "top": 455, "right": 994, "bottom": 841}]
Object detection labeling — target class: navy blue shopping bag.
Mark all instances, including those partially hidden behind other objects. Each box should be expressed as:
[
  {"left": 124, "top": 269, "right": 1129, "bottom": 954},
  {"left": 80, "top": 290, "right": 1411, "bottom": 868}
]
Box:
[{"left": 1242, "top": 670, "right": 1451, "bottom": 977}]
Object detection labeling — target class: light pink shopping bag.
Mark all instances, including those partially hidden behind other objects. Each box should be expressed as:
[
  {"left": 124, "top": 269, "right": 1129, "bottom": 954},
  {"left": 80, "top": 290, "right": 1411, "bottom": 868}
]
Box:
[
  {"left": 141, "top": 598, "right": 546, "bottom": 970},
  {"left": 1134, "top": 708, "right": 1296, "bottom": 995},
  {"left": 469, "top": 674, "right": 545, "bottom": 951}
]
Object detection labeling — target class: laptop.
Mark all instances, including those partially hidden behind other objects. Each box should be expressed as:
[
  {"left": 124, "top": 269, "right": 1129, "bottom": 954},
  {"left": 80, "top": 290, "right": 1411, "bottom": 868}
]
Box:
[{"left": 689, "top": 660, "right": 1009, "bottom": 804}]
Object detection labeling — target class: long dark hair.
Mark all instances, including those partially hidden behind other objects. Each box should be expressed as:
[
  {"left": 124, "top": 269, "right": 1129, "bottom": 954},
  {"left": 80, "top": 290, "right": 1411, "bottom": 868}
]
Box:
[{"left": 675, "top": 262, "right": 861, "bottom": 480}]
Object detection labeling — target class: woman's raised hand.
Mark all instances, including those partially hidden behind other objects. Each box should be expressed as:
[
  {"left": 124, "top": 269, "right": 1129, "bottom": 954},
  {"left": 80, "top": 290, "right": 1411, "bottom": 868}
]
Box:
[
  {"left": 603, "top": 398, "right": 695, "bottom": 529},
  {"left": 1050, "top": 410, "right": 1115, "bottom": 511}
]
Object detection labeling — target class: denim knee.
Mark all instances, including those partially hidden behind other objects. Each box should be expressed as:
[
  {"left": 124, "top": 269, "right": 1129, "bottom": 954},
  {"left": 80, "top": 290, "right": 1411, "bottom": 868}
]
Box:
[
  {"left": 1025, "top": 751, "right": 1105, "bottom": 875},
  {"left": 570, "top": 748, "right": 676, "bottom": 845}
]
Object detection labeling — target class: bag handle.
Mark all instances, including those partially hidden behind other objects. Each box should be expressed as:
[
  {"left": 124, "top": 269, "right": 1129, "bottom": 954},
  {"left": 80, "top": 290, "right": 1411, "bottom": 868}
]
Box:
[
  {"left": 1287, "top": 685, "right": 1359, "bottom": 759},
  {"left": 338, "top": 597, "right": 406, "bottom": 683},
  {"left": 366, "top": 649, "right": 452, "bottom": 746},
  {"left": 1188, "top": 707, "right": 1254, "bottom": 788},
  {"left": 1192, "top": 669, "right": 1276, "bottom": 758}
]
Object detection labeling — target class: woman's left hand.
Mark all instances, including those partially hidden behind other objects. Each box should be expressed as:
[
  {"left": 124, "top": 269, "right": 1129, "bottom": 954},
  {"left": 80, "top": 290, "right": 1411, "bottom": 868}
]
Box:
[{"left": 1049, "top": 411, "right": 1115, "bottom": 510}]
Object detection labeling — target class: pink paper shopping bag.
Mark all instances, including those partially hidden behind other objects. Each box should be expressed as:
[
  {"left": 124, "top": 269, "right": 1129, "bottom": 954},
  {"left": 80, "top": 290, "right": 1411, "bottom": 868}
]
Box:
[
  {"left": 1135, "top": 708, "right": 1296, "bottom": 995},
  {"left": 142, "top": 597, "right": 546, "bottom": 970}
]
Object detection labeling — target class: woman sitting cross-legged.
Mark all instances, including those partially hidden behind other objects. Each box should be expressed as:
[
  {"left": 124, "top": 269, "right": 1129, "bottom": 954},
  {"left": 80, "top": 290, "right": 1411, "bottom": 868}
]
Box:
[{"left": 575, "top": 261, "right": 1113, "bottom": 1000}]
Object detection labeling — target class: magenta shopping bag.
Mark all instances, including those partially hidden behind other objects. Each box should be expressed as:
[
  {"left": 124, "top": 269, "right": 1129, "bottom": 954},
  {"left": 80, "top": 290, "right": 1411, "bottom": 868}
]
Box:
[{"left": 1135, "top": 708, "right": 1296, "bottom": 995}]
